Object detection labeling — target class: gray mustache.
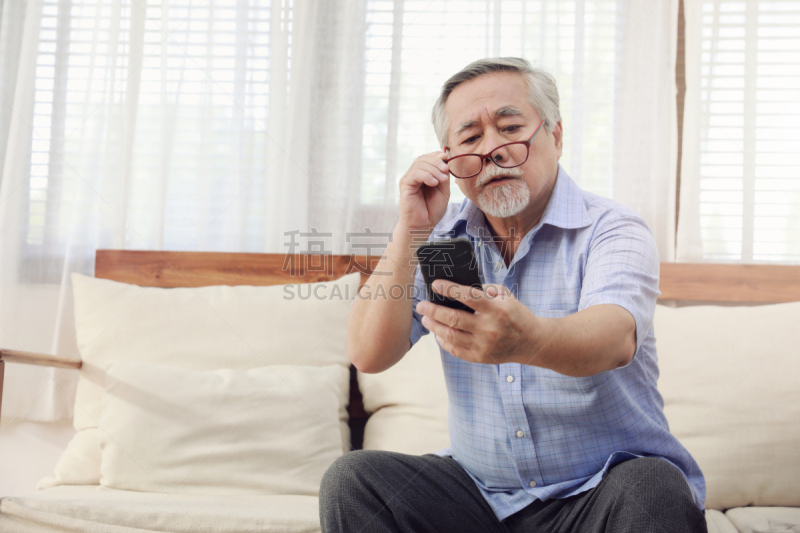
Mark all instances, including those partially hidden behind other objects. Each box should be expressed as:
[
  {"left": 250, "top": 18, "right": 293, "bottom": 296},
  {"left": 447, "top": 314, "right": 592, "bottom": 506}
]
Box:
[{"left": 476, "top": 165, "right": 524, "bottom": 187}]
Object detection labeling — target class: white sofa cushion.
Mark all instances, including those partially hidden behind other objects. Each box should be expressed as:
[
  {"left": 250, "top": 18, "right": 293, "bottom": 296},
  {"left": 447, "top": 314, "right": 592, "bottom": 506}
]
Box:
[
  {"left": 656, "top": 301, "right": 800, "bottom": 510},
  {"left": 725, "top": 507, "right": 800, "bottom": 533},
  {"left": 0, "top": 485, "right": 321, "bottom": 533},
  {"left": 705, "top": 509, "right": 738, "bottom": 533},
  {"left": 39, "top": 272, "right": 359, "bottom": 489},
  {"left": 359, "top": 333, "right": 450, "bottom": 454},
  {"left": 100, "top": 361, "right": 347, "bottom": 496}
]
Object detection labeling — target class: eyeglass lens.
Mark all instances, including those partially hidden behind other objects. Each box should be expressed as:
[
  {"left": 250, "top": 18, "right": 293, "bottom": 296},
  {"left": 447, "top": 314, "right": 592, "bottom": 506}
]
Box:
[{"left": 447, "top": 143, "right": 529, "bottom": 179}]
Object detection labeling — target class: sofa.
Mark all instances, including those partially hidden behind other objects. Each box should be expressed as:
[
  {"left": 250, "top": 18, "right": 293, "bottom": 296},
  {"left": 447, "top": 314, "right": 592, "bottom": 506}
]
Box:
[{"left": 0, "top": 250, "right": 798, "bottom": 533}]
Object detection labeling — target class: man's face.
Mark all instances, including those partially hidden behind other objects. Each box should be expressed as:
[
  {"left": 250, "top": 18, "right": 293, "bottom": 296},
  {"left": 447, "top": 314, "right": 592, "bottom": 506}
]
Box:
[{"left": 444, "top": 71, "right": 562, "bottom": 221}]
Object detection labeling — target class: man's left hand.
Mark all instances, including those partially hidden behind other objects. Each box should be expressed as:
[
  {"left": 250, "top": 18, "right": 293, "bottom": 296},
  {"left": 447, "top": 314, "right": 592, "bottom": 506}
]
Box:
[{"left": 416, "top": 280, "right": 537, "bottom": 365}]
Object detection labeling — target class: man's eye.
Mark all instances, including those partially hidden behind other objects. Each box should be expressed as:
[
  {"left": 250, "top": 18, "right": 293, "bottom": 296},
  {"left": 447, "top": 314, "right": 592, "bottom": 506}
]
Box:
[
  {"left": 504, "top": 125, "right": 522, "bottom": 133},
  {"left": 462, "top": 136, "right": 479, "bottom": 144}
]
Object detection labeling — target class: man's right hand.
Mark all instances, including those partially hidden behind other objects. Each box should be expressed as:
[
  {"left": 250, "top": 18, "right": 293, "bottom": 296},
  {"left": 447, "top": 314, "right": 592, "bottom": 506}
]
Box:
[{"left": 397, "top": 152, "right": 451, "bottom": 233}]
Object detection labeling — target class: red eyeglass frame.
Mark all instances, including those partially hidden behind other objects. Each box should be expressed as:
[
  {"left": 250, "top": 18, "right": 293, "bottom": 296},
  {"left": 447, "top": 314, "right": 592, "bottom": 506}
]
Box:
[{"left": 444, "top": 119, "right": 547, "bottom": 179}]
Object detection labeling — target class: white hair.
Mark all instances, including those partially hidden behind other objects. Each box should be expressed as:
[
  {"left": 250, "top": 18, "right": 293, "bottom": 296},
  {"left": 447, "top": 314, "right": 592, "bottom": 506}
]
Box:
[{"left": 431, "top": 57, "right": 561, "bottom": 147}]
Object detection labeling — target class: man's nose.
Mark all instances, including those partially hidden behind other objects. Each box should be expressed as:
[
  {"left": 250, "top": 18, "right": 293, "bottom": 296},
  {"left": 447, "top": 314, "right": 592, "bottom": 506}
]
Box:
[
  {"left": 479, "top": 129, "right": 505, "bottom": 157},
  {"left": 479, "top": 130, "right": 509, "bottom": 164}
]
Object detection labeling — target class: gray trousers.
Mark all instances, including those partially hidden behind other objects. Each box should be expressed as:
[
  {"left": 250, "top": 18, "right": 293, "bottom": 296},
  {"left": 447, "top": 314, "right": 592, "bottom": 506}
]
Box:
[{"left": 319, "top": 451, "right": 707, "bottom": 533}]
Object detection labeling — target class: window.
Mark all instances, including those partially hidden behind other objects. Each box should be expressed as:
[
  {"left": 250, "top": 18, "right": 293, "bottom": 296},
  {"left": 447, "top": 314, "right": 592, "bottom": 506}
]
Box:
[
  {"left": 27, "top": 0, "right": 291, "bottom": 254},
  {"left": 361, "top": 0, "right": 621, "bottom": 206},
  {"left": 695, "top": 1, "right": 800, "bottom": 262}
]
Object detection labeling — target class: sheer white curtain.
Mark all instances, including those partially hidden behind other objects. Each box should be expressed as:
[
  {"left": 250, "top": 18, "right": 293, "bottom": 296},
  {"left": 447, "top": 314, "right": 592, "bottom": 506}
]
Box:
[
  {"left": 311, "top": 0, "right": 680, "bottom": 260},
  {"left": 0, "top": 0, "right": 320, "bottom": 422},
  {"left": 0, "top": 0, "right": 28, "bottom": 174},
  {"left": 1, "top": 0, "right": 680, "bottom": 423},
  {"left": 613, "top": 0, "right": 680, "bottom": 260},
  {"left": 677, "top": 0, "right": 800, "bottom": 263}
]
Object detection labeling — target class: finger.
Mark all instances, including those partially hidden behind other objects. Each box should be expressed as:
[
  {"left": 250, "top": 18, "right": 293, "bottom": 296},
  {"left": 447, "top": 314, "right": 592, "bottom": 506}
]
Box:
[
  {"left": 435, "top": 331, "right": 499, "bottom": 365},
  {"left": 417, "top": 152, "right": 449, "bottom": 169},
  {"left": 405, "top": 168, "right": 439, "bottom": 188},
  {"left": 421, "top": 306, "right": 499, "bottom": 365},
  {"left": 434, "top": 152, "right": 451, "bottom": 172},
  {"left": 418, "top": 299, "right": 477, "bottom": 332},
  {"left": 419, "top": 160, "right": 450, "bottom": 182},
  {"left": 435, "top": 334, "right": 472, "bottom": 361},
  {"left": 424, "top": 150, "right": 450, "bottom": 165},
  {"left": 400, "top": 153, "right": 450, "bottom": 189},
  {"left": 483, "top": 283, "right": 515, "bottom": 300},
  {"left": 432, "top": 329, "right": 488, "bottom": 364},
  {"left": 432, "top": 168, "right": 451, "bottom": 199},
  {"left": 421, "top": 315, "right": 474, "bottom": 356},
  {"left": 431, "top": 279, "right": 489, "bottom": 312}
]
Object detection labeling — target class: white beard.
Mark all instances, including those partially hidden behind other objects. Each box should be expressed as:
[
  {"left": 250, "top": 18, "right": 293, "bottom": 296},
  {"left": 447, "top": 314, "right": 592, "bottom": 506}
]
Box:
[{"left": 474, "top": 165, "right": 530, "bottom": 218}]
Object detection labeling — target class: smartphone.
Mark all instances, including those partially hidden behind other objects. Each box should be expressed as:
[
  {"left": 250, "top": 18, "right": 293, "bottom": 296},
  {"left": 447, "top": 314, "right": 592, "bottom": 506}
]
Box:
[{"left": 416, "top": 237, "right": 483, "bottom": 313}]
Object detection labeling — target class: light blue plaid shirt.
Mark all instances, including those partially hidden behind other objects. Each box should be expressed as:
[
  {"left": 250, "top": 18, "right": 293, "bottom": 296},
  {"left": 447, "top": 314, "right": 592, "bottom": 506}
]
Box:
[{"left": 409, "top": 164, "right": 705, "bottom": 521}]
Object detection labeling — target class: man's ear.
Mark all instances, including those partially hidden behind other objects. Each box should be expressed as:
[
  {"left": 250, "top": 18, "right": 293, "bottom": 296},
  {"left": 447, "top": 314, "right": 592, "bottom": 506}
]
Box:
[{"left": 552, "top": 121, "right": 563, "bottom": 160}]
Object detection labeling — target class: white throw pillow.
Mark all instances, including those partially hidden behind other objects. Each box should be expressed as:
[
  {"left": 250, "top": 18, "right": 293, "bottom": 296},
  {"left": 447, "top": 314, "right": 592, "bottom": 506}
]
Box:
[
  {"left": 39, "top": 272, "right": 359, "bottom": 489},
  {"left": 99, "top": 361, "right": 346, "bottom": 496},
  {"left": 359, "top": 333, "right": 450, "bottom": 454},
  {"left": 656, "top": 301, "right": 800, "bottom": 510},
  {"left": 37, "top": 429, "right": 101, "bottom": 488}
]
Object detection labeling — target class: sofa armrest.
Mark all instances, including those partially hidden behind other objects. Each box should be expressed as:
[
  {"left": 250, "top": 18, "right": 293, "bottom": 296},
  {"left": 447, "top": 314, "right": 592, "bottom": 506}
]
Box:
[
  {"left": 0, "top": 349, "right": 82, "bottom": 419},
  {"left": 0, "top": 348, "right": 82, "bottom": 369}
]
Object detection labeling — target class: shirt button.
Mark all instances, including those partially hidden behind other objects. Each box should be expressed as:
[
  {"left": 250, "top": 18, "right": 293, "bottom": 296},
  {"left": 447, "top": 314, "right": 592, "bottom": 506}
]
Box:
[
  {"left": 477, "top": 240, "right": 483, "bottom": 247},
  {"left": 529, "top": 480, "right": 537, "bottom": 488},
  {"left": 506, "top": 375, "right": 514, "bottom": 383},
  {"left": 496, "top": 260, "right": 503, "bottom": 270},
  {"left": 516, "top": 430, "right": 524, "bottom": 438}
]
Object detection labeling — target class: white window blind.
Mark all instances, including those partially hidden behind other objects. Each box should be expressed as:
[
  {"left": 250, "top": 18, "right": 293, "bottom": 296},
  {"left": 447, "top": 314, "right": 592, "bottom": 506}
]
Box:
[
  {"left": 20, "top": 0, "right": 676, "bottom": 269},
  {"left": 361, "top": 0, "right": 620, "bottom": 206},
  {"left": 695, "top": 1, "right": 800, "bottom": 262},
  {"left": 27, "top": 0, "right": 291, "bottom": 252}
]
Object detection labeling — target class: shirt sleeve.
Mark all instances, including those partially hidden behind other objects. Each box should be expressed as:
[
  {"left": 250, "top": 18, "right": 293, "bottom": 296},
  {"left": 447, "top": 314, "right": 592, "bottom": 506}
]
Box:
[
  {"left": 578, "top": 214, "right": 660, "bottom": 358},
  {"left": 409, "top": 264, "right": 431, "bottom": 348}
]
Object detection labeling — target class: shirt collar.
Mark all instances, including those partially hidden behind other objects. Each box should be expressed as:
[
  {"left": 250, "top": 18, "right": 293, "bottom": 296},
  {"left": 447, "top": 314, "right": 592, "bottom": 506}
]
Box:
[
  {"left": 431, "top": 195, "right": 484, "bottom": 240},
  {"left": 538, "top": 164, "right": 593, "bottom": 230},
  {"left": 433, "top": 164, "right": 592, "bottom": 239}
]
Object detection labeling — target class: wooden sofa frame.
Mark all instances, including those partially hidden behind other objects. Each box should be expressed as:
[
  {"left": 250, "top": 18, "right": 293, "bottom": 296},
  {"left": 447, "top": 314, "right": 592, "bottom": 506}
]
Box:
[{"left": 2, "top": 250, "right": 800, "bottom": 449}]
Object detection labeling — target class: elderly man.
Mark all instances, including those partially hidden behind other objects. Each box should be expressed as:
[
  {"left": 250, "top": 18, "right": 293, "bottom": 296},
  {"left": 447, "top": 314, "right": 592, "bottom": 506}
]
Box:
[{"left": 320, "top": 58, "right": 707, "bottom": 533}]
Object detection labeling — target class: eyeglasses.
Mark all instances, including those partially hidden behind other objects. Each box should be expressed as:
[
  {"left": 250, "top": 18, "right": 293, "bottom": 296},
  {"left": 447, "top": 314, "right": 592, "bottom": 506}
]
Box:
[{"left": 444, "top": 119, "right": 546, "bottom": 179}]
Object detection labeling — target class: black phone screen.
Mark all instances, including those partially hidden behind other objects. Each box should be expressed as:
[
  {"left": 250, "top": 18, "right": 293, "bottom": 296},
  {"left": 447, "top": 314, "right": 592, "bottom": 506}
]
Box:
[{"left": 416, "top": 237, "right": 483, "bottom": 314}]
